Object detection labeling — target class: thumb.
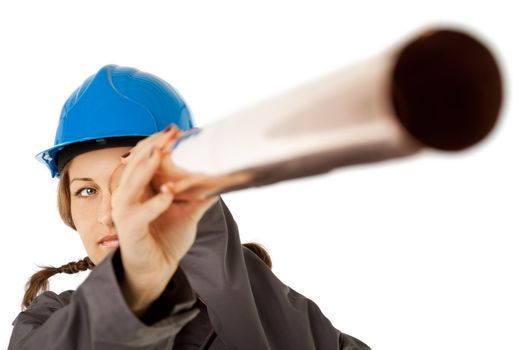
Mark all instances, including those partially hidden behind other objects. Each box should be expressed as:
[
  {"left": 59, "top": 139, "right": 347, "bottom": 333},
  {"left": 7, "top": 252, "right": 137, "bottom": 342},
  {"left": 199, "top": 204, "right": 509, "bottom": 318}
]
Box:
[{"left": 139, "top": 184, "right": 175, "bottom": 223}]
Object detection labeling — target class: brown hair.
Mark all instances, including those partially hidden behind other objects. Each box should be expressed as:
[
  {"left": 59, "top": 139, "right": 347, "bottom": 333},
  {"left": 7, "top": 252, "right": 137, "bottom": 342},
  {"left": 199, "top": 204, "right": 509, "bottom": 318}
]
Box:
[{"left": 22, "top": 161, "right": 271, "bottom": 309}]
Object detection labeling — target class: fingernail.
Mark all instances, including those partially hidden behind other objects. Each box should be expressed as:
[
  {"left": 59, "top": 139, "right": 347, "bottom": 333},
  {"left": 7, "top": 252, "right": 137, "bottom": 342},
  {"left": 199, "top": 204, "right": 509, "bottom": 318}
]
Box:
[
  {"left": 163, "top": 124, "right": 174, "bottom": 133},
  {"left": 169, "top": 132, "right": 181, "bottom": 141},
  {"left": 149, "top": 147, "right": 157, "bottom": 158},
  {"left": 121, "top": 151, "right": 130, "bottom": 158}
]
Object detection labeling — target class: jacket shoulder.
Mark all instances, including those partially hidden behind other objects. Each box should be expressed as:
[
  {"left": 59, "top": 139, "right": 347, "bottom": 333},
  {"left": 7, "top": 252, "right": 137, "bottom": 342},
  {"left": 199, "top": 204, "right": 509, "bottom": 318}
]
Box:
[{"left": 13, "top": 290, "right": 75, "bottom": 325}]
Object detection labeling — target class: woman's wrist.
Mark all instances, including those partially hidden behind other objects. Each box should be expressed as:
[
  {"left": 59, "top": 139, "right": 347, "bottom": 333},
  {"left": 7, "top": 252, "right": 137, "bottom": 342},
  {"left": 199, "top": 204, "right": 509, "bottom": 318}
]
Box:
[{"left": 119, "top": 266, "right": 178, "bottom": 317}]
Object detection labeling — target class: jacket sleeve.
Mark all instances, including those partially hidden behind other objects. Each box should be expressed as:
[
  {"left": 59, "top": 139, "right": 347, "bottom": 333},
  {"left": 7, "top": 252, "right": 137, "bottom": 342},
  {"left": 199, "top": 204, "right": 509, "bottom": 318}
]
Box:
[
  {"left": 8, "top": 248, "right": 200, "bottom": 350},
  {"left": 180, "top": 197, "right": 371, "bottom": 350}
]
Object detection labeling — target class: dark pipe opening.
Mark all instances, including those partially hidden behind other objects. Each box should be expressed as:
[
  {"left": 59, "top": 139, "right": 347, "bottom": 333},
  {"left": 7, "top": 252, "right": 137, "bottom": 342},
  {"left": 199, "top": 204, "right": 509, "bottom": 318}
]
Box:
[{"left": 391, "top": 29, "right": 503, "bottom": 151}]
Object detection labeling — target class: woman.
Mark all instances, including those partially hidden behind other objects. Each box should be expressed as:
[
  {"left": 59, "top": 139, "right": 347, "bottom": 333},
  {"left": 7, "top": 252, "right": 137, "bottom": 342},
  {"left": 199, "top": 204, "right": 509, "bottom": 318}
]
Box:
[{"left": 8, "top": 64, "right": 370, "bottom": 350}]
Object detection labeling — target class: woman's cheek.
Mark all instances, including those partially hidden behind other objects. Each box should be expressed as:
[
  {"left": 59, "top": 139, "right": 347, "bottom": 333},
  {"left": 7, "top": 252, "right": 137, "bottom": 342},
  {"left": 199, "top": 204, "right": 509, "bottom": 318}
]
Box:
[
  {"left": 71, "top": 200, "right": 93, "bottom": 225},
  {"left": 71, "top": 200, "right": 98, "bottom": 241}
]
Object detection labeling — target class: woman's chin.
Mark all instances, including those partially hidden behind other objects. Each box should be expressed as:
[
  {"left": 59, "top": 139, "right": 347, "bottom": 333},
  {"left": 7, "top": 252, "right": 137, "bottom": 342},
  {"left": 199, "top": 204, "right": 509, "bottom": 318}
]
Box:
[{"left": 92, "top": 241, "right": 120, "bottom": 265}]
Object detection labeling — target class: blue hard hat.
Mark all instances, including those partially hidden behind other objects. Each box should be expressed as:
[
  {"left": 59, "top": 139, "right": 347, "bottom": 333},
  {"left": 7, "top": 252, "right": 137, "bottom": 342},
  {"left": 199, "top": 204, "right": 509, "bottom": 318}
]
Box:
[{"left": 36, "top": 64, "right": 194, "bottom": 177}]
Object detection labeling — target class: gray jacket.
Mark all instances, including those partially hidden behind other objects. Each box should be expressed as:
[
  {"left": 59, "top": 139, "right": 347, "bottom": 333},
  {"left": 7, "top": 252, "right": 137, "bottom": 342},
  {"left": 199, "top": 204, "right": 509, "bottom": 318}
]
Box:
[{"left": 9, "top": 197, "right": 370, "bottom": 349}]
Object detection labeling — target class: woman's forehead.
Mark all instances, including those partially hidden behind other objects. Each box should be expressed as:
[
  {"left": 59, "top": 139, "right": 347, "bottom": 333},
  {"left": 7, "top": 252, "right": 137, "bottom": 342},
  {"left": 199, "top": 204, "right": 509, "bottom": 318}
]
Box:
[{"left": 68, "top": 147, "right": 131, "bottom": 180}]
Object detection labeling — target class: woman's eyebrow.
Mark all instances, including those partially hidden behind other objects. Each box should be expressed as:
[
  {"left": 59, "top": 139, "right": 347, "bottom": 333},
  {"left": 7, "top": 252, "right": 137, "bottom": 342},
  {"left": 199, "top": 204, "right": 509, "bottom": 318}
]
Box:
[{"left": 70, "top": 177, "right": 94, "bottom": 184}]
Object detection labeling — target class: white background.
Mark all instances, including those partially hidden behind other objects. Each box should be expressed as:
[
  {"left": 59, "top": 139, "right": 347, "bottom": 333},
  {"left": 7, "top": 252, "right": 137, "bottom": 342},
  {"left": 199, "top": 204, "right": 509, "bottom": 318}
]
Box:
[{"left": 1, "top": 1, "right": 523, "bottom": 349}]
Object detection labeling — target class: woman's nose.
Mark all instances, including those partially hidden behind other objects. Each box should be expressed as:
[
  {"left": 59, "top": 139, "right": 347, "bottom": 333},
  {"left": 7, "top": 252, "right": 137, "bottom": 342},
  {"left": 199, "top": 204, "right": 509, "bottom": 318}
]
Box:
[
  {"left": 98, "top": 212, "right": 113, "bottom": 226},
  {"left": 98, "top": 195, "right": 114, "bottom": 226}
]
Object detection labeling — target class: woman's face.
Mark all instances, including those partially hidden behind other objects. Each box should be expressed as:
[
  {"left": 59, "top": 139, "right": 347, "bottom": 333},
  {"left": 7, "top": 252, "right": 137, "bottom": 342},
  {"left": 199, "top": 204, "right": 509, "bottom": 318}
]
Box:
[{"left": 68, "top": 146, "right": 131, "bottom": 265}]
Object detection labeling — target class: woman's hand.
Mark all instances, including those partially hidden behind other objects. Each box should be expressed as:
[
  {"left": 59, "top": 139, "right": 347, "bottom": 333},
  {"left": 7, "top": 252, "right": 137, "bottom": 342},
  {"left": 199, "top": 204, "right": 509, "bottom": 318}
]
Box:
[{"left": 110, "top": 124, "right": 218, "bottom": 315}]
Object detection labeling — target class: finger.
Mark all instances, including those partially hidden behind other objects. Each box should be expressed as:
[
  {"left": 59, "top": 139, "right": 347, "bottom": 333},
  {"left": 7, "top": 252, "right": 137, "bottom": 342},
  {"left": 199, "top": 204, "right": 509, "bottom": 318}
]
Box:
[
  {"left": 159, "top": 179, "right": 215, "bottom": 203},
  {"left": 159, "top": 129, "right": 186, "bottom": 155},
  {"left": 118, "top": 127, "right": 183, "bottom": 202},
  {"left": 170, "top": 185, "right": 216, "bottom": 202},
  {"left": 167, "top": 174, "right": 212, "bottom": 196},
  {"left": 162, "top": 175, "right": 223, "bottom": 201},
  {"left": 152, "top": 128, "right": 203, "bottom": 185},
  {"left": 120, "top": 151, "right": 131, "bottom": 165},
  {"left": 156, "top": 129, "right": 195, "bottom": 178},
  {"left": 149, "top": 157, "right": 191, "bottom": 197},
  {"left": 159, "top": 127, "right": 200, "bottom": 156},
  {"left": 168, "top": 172, "right": 251, "bottom": 201},
  {"left": 137, "top": 184, "right": 175, "bottom": 223},
  {"left": 117, "top": 146, "right": 164, "bottom": 204},
  {"left": 120, "top": 124, "right": 182, "bottom": 165}
]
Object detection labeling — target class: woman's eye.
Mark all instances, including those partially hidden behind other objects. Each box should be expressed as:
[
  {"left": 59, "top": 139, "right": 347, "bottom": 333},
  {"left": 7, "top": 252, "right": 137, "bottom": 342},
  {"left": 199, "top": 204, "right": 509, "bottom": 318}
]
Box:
[{"left": 75, "top": 187, "right": 97, "bottom": 198}]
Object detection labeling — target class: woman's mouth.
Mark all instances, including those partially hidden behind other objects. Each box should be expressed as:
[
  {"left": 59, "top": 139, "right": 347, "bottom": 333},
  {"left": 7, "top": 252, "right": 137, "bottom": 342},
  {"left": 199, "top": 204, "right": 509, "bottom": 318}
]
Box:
[{"left": 98, "top": 234, "right": 119, "bottom": 248}]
